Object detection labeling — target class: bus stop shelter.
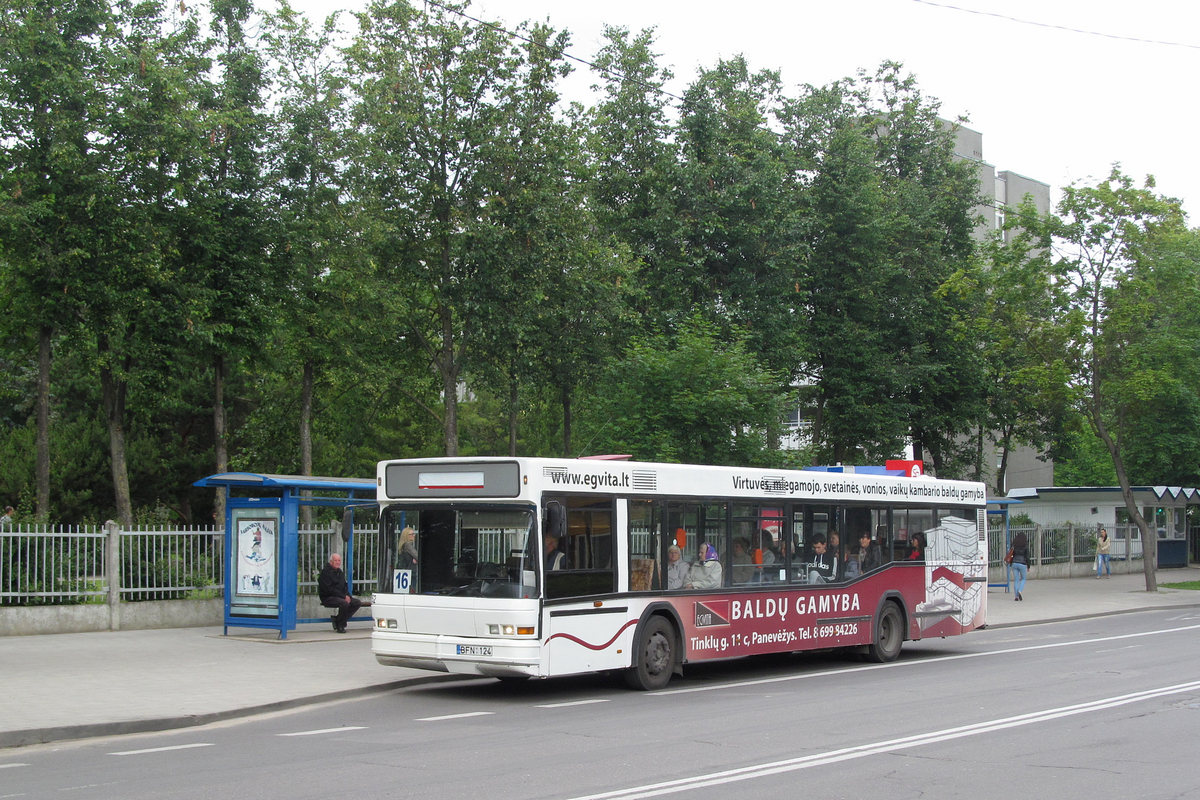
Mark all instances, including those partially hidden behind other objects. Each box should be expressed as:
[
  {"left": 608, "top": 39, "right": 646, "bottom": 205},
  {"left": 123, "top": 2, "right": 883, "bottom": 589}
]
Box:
[
  {"left": 988, "top": 497, "right": 1022, "bottom": 590},
  {"left": 193, "top": 472, "right": 376, "bottom": 639}
]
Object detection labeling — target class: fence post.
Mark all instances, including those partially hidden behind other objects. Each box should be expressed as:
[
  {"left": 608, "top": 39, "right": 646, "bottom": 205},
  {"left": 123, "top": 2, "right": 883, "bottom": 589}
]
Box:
[
  {"left": 105, "top": 520, "right": 121, "bottom": 631},
  {"left": 330, "top": 520, "right": 343, "bottom": 557},
  {"left": 1035, "top": 525, "right": 1043, "bottom": 569},
  {"left": 1068, "top": 522, "right": 1074, "bottom": 578}
]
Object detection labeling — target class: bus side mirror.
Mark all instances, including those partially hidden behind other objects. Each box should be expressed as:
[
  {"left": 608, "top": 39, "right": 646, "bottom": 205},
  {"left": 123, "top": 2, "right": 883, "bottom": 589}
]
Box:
[
  {"left": 545, "top": 500, "right": 565, "bottom": 539},
  {"left": 341, "top": 508, "right": 353, "bottom": 543}
]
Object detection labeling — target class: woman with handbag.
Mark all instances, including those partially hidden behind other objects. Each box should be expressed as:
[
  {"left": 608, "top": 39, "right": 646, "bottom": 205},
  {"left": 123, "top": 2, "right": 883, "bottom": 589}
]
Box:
[{"left": 1009, "top": 531, "right": 1030, "bottom": 601}]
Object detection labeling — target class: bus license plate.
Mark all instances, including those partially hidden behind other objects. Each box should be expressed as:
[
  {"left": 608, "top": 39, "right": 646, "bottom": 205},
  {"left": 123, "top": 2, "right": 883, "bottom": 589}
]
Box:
[{"left": 457, "top": 644, "right": 492, "bottom": 656}]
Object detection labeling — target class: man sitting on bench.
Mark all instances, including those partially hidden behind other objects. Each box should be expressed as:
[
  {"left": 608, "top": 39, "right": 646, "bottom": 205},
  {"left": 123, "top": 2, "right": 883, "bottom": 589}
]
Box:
[{"left": 318, "top": 552, "right": 371, "bottom": 633}]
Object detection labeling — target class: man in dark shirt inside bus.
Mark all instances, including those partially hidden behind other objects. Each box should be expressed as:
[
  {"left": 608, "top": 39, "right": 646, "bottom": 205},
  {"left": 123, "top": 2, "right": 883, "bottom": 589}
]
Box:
[{"left": 806, "top": 533, "right": 838, "bottom": 584}]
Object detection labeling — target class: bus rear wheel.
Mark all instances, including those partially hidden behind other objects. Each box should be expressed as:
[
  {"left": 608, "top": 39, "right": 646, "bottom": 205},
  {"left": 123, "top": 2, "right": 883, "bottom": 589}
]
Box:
[
  {"left": 866, "top": 601, "right": 904, "bottom": 663},
  {"left": 625, "top": 615, "right": 675, "bottom": 690}
]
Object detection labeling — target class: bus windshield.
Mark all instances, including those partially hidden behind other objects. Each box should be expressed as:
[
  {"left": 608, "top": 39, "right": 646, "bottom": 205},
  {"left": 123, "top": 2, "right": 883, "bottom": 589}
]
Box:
[{"left": 381, "top": 505, "right": 538, "bottom": 599}]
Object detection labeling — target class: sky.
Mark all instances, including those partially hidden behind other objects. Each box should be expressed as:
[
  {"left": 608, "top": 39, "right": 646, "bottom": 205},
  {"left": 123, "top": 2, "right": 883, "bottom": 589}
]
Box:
[{"left": 298, "top": 0, "right": 1200, "bottom": 219}]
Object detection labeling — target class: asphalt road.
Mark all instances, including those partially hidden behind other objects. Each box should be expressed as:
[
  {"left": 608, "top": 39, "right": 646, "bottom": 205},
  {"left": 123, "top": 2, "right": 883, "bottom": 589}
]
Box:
[{"left": 5, "top": 607, "right": 1200, "bottom": 799}]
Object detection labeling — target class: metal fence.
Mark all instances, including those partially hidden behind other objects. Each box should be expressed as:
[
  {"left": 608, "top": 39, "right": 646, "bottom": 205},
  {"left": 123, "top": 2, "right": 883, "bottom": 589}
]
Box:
[
  {"left": 986, "top": 521, "right": 1152, "bottom": 568},
  {"left": 121, "top": 526, "right": 224, "bottom": 601},
  {"left": 298, "top": 527, "right": 380, "bottom": 596},
  {"left": 0, "top": 525, "right": 108, "bottom": 604},
  {"left": 1, "top": 523, "right": 379, "bottom": 606}
]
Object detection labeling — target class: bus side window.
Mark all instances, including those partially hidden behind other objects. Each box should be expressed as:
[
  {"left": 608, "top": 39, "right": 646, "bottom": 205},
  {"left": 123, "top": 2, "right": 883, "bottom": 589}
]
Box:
[
  {"left": 628, "top": 499, "right": 661, "bottom": 592},
  {"left": 545, "top": 497, "right": 615, "bottom": 599}
]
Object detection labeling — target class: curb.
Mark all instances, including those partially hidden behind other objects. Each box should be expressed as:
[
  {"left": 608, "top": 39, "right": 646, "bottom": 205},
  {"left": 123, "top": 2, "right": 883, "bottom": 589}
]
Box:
[
  {"left": 983, "top": 599, "right": 1200, "bottom": 630},
  {"left": 0, "top": 674, "right": 465, "bottom": 751}
]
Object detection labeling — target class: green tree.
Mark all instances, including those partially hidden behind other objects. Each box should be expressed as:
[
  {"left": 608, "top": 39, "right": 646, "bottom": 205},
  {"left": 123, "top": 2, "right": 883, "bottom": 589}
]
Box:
[
  {"left": 1108, "top": 227, "right": 1200, "bottom": 487},
  {"left": 781, "top": 65, "right": 983, "bottom": 470},
  {"left": 869, "top": 66, "right": 984, "bottom": 476},
  {"left": 536, "top": 237, "right": 638, "bottom": 457},
  {"left": 184, "top": 0, "right": 274, "bottom": 523},
  {"left": 0, "top": 0, "right": 111, "bottom": 519},
  {"left": 1046, "top": 166, "right": 1194, "bottom": 591},
  {"left": 584, "top": 316, "right": 787, "bottom": 465},
  {"left": 346, "top": 0, "right": 550, "bottom": 456},
  {"left": 675, "top": 55, "right": 803, "bottom": 383},
  {"left": 977, "top": 197, "right": 1071, "bottom": 494},
  {"left": 1052, "top": 419, "right": 1118, "bottom": 486},
  {"left": 261, "top": 1, "right": 355, "bottom": 520},
  {"left": 108, "top": 0, "right": 216, "bottom": 523},
  {"left": 782, "top": 75, "right": 897, "bottom": 463},
  {"left": 467, "top": 21, "right": 573, "bottom": 456},
  {"left": 583, "top": 26, "right": 682, "bottom": 330}
]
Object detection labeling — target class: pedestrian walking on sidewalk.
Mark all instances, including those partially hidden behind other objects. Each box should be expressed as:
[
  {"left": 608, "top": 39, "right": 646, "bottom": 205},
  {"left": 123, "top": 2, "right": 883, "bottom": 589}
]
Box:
[
  {"left": 1096, "top": 527, "right": 1112, "bottom": 578},
  {"left": 1010, "top": 530, "right": 1030, "bottom": 601}
]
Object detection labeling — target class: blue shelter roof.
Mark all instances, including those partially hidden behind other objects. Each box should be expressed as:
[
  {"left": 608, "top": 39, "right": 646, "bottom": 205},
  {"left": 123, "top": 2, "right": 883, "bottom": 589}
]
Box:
[{"left": 193, "top": 472, "right": 375, "bottom": 492}]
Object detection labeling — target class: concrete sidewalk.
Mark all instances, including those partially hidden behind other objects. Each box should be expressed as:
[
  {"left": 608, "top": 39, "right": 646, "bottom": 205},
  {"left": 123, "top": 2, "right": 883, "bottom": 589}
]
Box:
[{"left": 3, "top": 567, "right": 1199, "bottom": 750}]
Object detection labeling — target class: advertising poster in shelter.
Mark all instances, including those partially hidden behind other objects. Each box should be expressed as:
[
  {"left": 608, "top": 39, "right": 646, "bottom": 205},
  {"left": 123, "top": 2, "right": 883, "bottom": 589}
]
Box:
[{"left": 236, "top": 518, "right": 277, "bottom": 596}]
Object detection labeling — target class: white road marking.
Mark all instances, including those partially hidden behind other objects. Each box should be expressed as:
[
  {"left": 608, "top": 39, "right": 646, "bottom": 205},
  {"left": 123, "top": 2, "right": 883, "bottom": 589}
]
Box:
[
  {"left": 108, "top": 743, "right": 214, "bottom": 756},
  {"left": 277, "top": 726, "right": 368, "bottom": 737},
  {"left": 536, "top": 699, "right": 611, "bottom": 709},
  {"left": 570, "top": 680, "right": 1200, "bottom": 799},
  {"left": 414, "top": 711, "right": 494, "bottom": 722},
  {"left": 650, "top": 623, "right": 1200, "bottom": 696},
  {"left": 0, "top": 763, "right": 29, "bottom": 769}
]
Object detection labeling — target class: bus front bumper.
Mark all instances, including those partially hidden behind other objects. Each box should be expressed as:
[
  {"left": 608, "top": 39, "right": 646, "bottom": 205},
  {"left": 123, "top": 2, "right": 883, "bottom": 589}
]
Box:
[{"left": 372, "top": 630, "right": 544, "bottom": 678}]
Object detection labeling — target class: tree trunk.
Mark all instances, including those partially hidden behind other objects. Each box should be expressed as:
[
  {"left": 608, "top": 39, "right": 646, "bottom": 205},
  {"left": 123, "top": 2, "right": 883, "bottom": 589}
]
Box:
[
  {"left": 810, "top": 391, "right": 825, "bottom": 453},
  {"left": 972, "top": 424, "right": 984, "bottom": 485},
  {"left": 910, "top": 426, "right": 926, "bottom": 475},
  {"left": 561, "top": 385, "right": 572, "bottom": 457},
  {"left": 35, "top": 325, "right": 52, "bottom": 521},
  {"left": 213, "top": 355, "right": 227, "bottom": 527},
  {"left": 438, "top": 299, "right": 460, "bottom": 457},
  {"left": 442, "top": 373, "right": 458, "bottom": 456},
  {"left": 99, "top": 337, "right": 133, "bottom": 528},
  {"left": 508, "top": 376, "right": 518, "bottom": 457},
  {"left": 300, "top": 359, "right": 314, "bottom": 528},
  {"left": 1094, "top": 414, "right": 1157, "bottom": 591},
  {"left": 995, "top": 427, "right": 1011, "bottom": 498}
]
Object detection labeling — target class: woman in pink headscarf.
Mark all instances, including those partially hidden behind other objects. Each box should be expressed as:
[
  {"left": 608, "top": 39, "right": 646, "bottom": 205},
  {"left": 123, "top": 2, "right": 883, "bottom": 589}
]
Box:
[{"left": 684, "top": 543, "right": 723, "bottom": 589}]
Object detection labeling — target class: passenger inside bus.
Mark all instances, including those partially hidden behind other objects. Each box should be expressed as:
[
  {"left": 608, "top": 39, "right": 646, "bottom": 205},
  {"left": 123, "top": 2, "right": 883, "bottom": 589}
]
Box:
[
  {"left": 684, "top": 543, "right": 722, "bottom": 589},
  {"left": 666, "top": 545, "right": 688, "bottom": 590},
  {"left": 731, "top": 537, "right": 754, "bottom": 584},
  {"left": 848, "top": 529, "right": 882, "bottom": 577},
  {"left": 827, "top": 530, "right": 842, "bottom": 579},
  {"left": 756, "top": 531, "right": 779, "bottom": 582},
  {"left": 544, "top": 533, "right": 565, "bottom": 570},
  {"left": 906, "top": 531, "right": 926, "bottom": 562},
  {"left": 806, "top": 534, "right": 837, "bottom": 584},
  {"left": 843, "top": 548, "right": 861, "bottom": 580}
]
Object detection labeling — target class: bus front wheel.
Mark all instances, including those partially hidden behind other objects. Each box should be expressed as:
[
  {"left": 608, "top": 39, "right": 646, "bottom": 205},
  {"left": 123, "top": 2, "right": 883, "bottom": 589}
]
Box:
[
  {"left": 866, "top": 602, "right": 904, "bottom": 663},
  {"left": 625, "top": 615, "right": 675, "bottom": 690}
]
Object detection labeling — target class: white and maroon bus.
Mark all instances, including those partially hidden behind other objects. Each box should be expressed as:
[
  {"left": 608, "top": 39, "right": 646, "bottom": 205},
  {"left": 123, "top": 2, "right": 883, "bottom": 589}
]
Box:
[{"left": 369, "top": 457, "right": 988, "bottom": 689}]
